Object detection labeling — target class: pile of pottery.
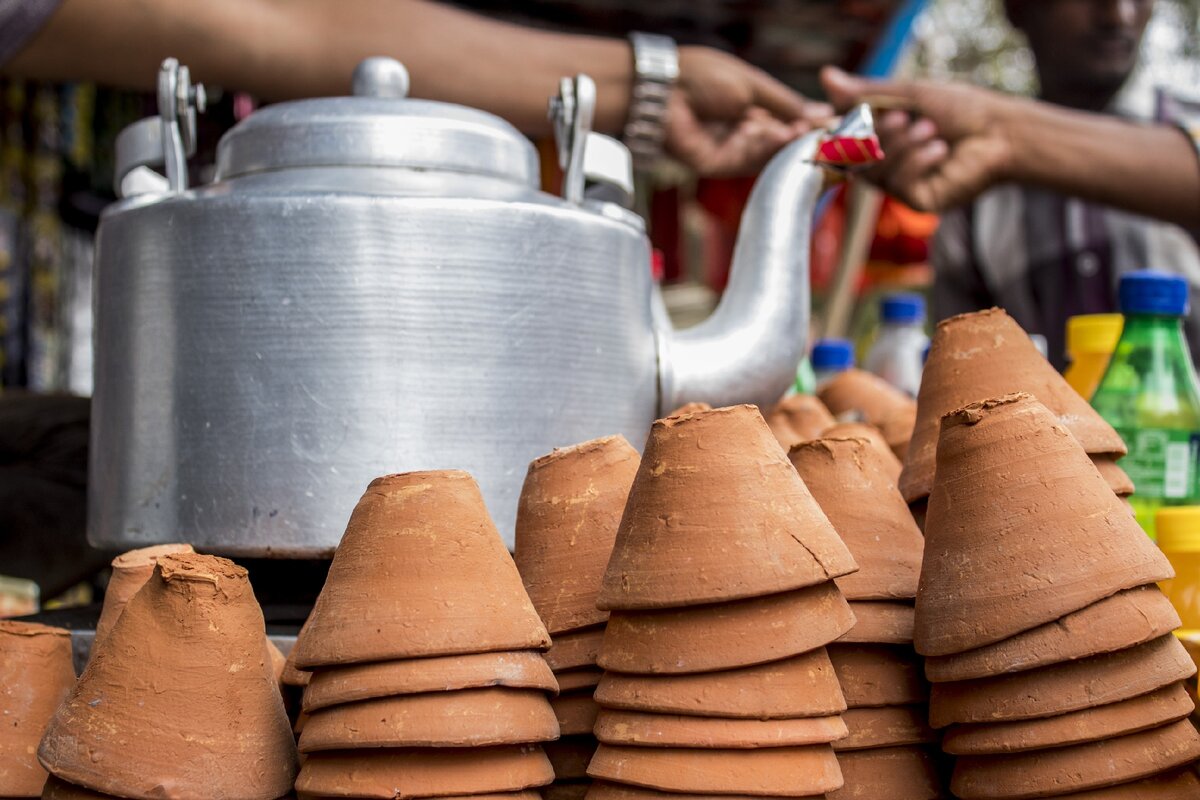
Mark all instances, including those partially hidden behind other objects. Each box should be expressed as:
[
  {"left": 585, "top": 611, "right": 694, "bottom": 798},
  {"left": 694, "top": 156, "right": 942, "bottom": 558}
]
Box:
[
  {"left": 919, "top": 393, "right": 1200, "bottom": 798},
  {"left": 37, "top": 552, "right": 297, "bottom": 799},
  {"left": 291, "top": 471, "right": 559, "bottom": 799},
  {"left": 901, "top": 308, "right": 1131, "bottom": 527},
  {"left": 587, "top": 405, "right": 859, "bottom": 798},
  {"left": 789, "top": 436, "right": 944, "bottom": 799},
  {"left": 765, "top": 394, "right": 835, "bottom": 449},
  {"left": 0, "top": 620, "right": 75, "bottom": 797},
  {"left": 514, "top": 436, "right": 641, "bottom": 800},
  {"left": 817, "top": 368, "right": 916, "bottom": 459}
]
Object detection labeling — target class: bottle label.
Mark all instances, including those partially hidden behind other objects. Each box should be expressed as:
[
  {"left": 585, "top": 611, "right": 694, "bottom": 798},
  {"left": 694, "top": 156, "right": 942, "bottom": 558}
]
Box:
[{"left": 1114, "top": 427, "right": 1200, "bottom": 500}]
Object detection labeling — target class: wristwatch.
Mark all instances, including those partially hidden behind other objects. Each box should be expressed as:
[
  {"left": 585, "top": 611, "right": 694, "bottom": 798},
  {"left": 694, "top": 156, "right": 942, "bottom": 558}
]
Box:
[{"left": 624, "top": 32, "right": 680, "bottom": 169}]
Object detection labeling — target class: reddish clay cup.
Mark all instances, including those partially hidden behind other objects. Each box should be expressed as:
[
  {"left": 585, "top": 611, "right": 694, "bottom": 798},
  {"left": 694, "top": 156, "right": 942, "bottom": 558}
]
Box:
[
  {"left": 949, "top": 719, "right": 1200, "bottom": 799},
  {"left": 295, "top": 744, "right": 555, "bottom": 798},
  {"left": 827, "top": 746, "right": 944, "bottom": 800},
  {"left": 827, "top": 644, "right": 928, "bottom": 709},
  {"left": 822, "top": 423, "right": 903, "bottom": 481},
  {"left": 298, "top": 687, "right": 560, "bottom": 752},
  {"left": 599, "top": 583, "right": 855, "bottom": 674},
  {"left": 900, "top": 308, "right": 1126, "bottom": 504},
  {"left": 788, "top": 438, "right": 922, "bottom": 602},
  {"left": 1002, "top": 770, "right": 1200, "bottom": 799},
  {"left": 545, "top": 626, "right": 606, "bottom": 672},
  {"left": 554, "top": 666, "right": 603, "bottom": 692},
  {"left": 836, "top": 602, "right": 914, "bottom": 645},
  {"left": 597, "top": 406, "right": 857, "bottom": 611},
  {"left": 39, "top": 777, "right": 124, "bottom": 798},
  {"left": 93, "top": 543, "right": 194, "bottom": 649},
  {"left": 916, "top": 394, "right": 1171, "bottom": 657},
  {"left": 834, "top": 706, "right": 936, "bottom": 751},
  {"left": 551, "top": 690, "right": 600, "bottom": 736},
  {"left": 1092, "top": 456, "right": 1135, "bottom": 497},
  {"left": 38, "top": 554, "right": 296, "bottom": 800},
  {"left": 586, "top": 743, "right": 843, "bottom": 796},
  {"left": 0, "top": 621, "right": 75, "bottom": 797},
  {"left": 667, "top": 402, "right": 713, "bottom": 417},
  {"left": 585, "top": 782, "right": 828, "bottom": 800},
  {"left": 593, "top": 710, "right": 848, "bottom": 749},
  {"left": 941, "top": 681, "right": 1194, "bottom": 755},
  {"left": 593, "top": 647, "right": 846, "bottom": 719},
  {"left": 816, "top": 369, "right": 917, "bottom": 458},
  {"left": 292, "top": 471, "right": 550, "bottom": 669},
  {"left": 923, "top": 585, "right": 1180, "bottom": 683},
  {"left": 928, "top": 634, "right": 1196, "bottom": 728},
  {"left": 302, "top": 650, "right": 558, "bottom": 712},
  {"left": 282, "top": 615, "right": 312, "bottom": 689},
  {"left": 514, "top": 436, "right": 640, "bottom": 636},
  {"left": 765, "top": 394, "right": 836, "bottom": 450}
]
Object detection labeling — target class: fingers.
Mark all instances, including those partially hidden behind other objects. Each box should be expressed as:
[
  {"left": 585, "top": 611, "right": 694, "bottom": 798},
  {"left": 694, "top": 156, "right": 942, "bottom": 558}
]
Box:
[
  {"left": 666, "top": 95, "right": 799, "bottom": 177},
  {"left": 745, "top": 64, "right": 812, "bottom": 122},
  {"left": 820, "top": 66, "right": 916, "bottom": 113}
]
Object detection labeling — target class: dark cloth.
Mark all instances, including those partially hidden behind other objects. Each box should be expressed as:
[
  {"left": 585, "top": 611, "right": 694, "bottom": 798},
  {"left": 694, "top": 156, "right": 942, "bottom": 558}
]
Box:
[{"left": 0, "top": 0, "right": 63, "bottom": 66}]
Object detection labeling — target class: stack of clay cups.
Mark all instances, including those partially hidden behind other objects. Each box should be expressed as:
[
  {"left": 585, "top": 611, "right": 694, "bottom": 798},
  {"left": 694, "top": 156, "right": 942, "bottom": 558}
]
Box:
[
  {"left": 0, "top": 621, "right": 75, "bottom": 797},
  {"left": 918, "top": 394, "right": 1200, "bottom": 799},
  {"left": 291, "top": 471, "right": 560, "bottom": 800},
  {"left": 514, "top": 436, "right": 641, "bottom": 800},
  {"left": 816, "top": 369, "right": 917, "bottom": 460},
  {"left": 586, "top": 405, "right": 860, "bottom": 799},
  {"left": 37, "top": 552, "right": 297, "bottom": 799},
  {"left": 900, "top": 308, "right": 1130, "bottom": 529},
  {"left": 789, "top": 437, "right": 945, "bottom": 800},
  {"left": 765, "top": 394, "right": 836, "bottom": 451}
]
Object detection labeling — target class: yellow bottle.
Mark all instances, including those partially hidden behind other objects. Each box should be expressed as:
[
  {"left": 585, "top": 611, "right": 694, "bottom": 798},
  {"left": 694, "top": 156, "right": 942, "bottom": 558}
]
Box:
[
  {"left": 1064, "top": 313, "right": 1123, "bottom": 400},
  {"left": 1157, "top": 506, "right": 1200, "bottom": 700}
]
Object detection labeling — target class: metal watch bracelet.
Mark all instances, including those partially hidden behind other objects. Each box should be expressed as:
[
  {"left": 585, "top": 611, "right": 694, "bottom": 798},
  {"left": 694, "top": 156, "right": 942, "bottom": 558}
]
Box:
[{"left": 624, "top": 32, "right": 680, "bottom": 169}]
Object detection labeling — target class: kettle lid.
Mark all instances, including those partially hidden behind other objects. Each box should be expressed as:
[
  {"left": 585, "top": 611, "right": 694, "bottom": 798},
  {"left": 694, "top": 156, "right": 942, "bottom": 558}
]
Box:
[{"left": 214, "top": 57, "right": 539, "bottom": 186}]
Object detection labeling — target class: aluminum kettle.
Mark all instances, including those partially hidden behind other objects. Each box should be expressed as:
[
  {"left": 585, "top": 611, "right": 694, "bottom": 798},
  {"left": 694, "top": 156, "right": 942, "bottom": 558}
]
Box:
[{"left": 89, "top": 57, "right": 871, "bottom": 555}]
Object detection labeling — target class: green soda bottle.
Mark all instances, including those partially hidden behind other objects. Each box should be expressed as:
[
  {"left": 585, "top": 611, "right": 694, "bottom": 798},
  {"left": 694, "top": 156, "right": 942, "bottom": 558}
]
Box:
[{"left": 1091, "top": 271, "right": 1200, "bottom": 539}]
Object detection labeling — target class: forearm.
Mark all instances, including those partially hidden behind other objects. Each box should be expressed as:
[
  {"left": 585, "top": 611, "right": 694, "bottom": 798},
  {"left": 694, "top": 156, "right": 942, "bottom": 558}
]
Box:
[
  {"left": 6, "top": 0, "right": 634, "bottom": 134},
  {"left": 1001, "top": 96, "right": 1200, "bottom": 228}
]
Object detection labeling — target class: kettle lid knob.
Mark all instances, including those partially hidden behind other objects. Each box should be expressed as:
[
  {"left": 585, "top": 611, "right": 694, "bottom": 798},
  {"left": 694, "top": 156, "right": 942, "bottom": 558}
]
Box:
[{"left": 352, "top": 57, "right": 411, "bottom": 99}]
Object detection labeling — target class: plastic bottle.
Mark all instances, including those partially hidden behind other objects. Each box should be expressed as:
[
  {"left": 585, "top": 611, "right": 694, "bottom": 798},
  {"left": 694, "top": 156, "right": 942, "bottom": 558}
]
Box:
[
  {"left": 1064, "top": 313, "right": 1124, "bottom": 400},
  {"left": 811, "top": 338, "right": 855, "bottom": 388},
  {"left": 865, "top": 293, "right": 929, "bottom": 397},
  {"left": 793, "top": 357, "right": 817, "bottom": 396},
  {"left": 1157, "top": 507, "right": 1200, "bottom": 634},
  {"left": 1091, "top": 272, "right": 1200, "bottom": 540}
]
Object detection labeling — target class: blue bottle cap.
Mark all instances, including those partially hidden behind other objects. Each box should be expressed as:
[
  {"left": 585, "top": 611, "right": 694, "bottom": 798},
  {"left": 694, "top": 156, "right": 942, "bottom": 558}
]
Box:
[
  {"left": 811, "top": 338, "right": 855, "bottom": 371},
  {"left": 881, "top": 293, "right": 926, "bottom": 324},
  {"left": 1119, "top": 271, "right": 1189, "bottom": 316}
]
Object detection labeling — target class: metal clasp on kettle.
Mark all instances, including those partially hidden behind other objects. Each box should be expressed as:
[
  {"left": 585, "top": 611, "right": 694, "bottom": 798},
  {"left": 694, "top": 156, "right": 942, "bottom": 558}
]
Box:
[
  {"left": 113, "top": 58, "right": 206, "bottom": 198},
  {"left": 548, "top": 74, "right": 634, "bottom": 208}
]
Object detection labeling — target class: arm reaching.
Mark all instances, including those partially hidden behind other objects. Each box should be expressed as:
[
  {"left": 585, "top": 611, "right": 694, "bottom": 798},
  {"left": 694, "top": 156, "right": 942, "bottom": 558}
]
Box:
[{"left": 821, "top": 67, "right": 1200, "bottom": 228}]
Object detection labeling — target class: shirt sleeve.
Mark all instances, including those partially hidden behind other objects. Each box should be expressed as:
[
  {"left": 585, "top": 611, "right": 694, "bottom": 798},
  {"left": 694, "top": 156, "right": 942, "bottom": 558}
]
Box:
[{"left": 0, "top": 0, "right": 63, "bottom": 68}]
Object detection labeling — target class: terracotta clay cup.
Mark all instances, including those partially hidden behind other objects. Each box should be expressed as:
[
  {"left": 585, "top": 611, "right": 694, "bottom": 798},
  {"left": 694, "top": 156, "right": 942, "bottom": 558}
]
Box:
[
  {"left": 555, "top": 667, "right": 603, "bottom": 693},
  {"left": 295, "top": 744, "right": 554, "bottom": 799},
  {"left": 38, "top": 553, "right": 297, "bottom": 800},
  {"left": 788, "top": 438, "right": 922, "bottom": 602},
  {"left": 928, "top": 633, "right": 1196, "bottom": 728},
  {"left": 543, "top": 735, "right": 596, "bottom": 780},
  {"left": 833, "top": 706, "right": 936, "bottom": 751},
  {"left": 593, "top": 647, "right": 846, "bottom": 719},
  {"left": 587, "top": 744, "right": 843, "bottom": 796},
  {"left": 923, "top": 585, "right": 1181, "bottom": 683},
  {"left": 586, "top": 782, "right": 828, "bottom": 800},
  {"left": 514, "top": 436, "right": 640, "bottom": 636},
  {"left": 916, "top": 394, "right": 1172, "bottom": 656},
  {"left": 836, "top": 602, "right": 914, "bottom": 645},
  {"left": 0, "top": 621, "right": 75, "bottom": 797},
  {"left": 816, "top": 369, "right": 917, "bottom": 458},
  {"left": 668, "top": 402, "right": 713, "bottom": 417},
  {"left": 1026, "top": 770, "right": 1200, "bottom": 799},
  {"left": 282, "top": 616, "right": 312, "bottom": 689},
  {"left": 950, "top": 718, "right": 1200, "bottom": 800},
  {"left": 545, "top": 626, "right": 606, "bottom": 672},
  {"left": 93, "top": 542, "right": 194, "bottom": 649},
  {"left": 597, "top": 406, "right": 857, "bottom": 611},
  {"left": 298, "top": 687, "right": 560, "bottom": 752},
  {"left": 1092, "top": 456, "right": 1135, "bottom": 497},
  {"left": 900, "top": 308, "right": 1126, "bottom": 504},
  {"left": 599, "top": 582, "right": 855, "bottom": 674},
  {"left": 827, "top": 644, "right": 928, "bottom": 709},
  {"left": 941, "top": 681, "right": 1195, "bottom": 755},
  {"left": 39, "top": 777, "right": 125, "bottom": 799},
  {"left": 303, "top": 650, "right": 558, "bottom": 713},
  {"left": 292, "top": 471, "right": 550, "bottom": 669},
  {"left": 551, "top": 690, "right": 600, "bottom": 736},
  {"left": 827, "top": 746, "right": 944, "bottom": 800},
  {"left": 593, "top": 709, "right": 848, "bottom": 748},
  {"left": 766, "top": 394, "right": 836, "bottom": 450},
  {"left": 821, "top": 423, "right": 903, "bottom": 481}
]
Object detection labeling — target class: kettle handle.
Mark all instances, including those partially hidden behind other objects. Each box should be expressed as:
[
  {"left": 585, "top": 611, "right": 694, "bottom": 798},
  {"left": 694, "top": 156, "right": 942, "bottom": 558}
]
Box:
[{"left": 113, "top": 58, "right": 205, "bottom": 198}]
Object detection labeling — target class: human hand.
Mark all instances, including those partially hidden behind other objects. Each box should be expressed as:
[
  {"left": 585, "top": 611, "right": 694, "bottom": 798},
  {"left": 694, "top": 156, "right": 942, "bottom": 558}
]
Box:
[
  {"left": 820, "top": 67, "right": 1016, "bottom": 211},
  {"left": 666, "top": 46, "right": 834, "bottom": 177}
]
